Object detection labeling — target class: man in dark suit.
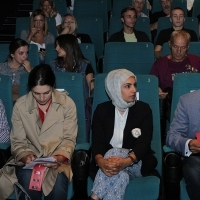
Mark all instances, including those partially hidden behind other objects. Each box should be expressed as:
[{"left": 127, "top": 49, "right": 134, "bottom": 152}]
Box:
[
  {"left": 167, "top": 90, "right": 200, "bottom": 200},
  {"left": 108, "top": 7, "right": 150, "bottom": 42}
]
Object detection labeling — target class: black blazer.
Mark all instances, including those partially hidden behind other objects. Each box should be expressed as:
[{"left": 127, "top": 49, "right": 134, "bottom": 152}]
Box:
[
  {"left": 108, "top": 28, "right": 150, "bottom": 42},
  {"left": 90, "top": 101, "right": 158, "bottom": 179}
]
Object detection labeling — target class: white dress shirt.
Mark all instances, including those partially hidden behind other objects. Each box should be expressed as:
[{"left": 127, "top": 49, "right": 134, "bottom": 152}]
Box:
[{"left": 110, "top": 108, "right": 129, "bottom": 148}]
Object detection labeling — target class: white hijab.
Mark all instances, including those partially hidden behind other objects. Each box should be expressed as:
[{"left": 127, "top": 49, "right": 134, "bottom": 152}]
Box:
[{"left": 105, "top": 69, "right": 137, "bottom": 111}]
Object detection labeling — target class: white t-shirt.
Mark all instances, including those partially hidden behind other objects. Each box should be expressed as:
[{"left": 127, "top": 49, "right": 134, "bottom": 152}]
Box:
[
  {"left": 30, "top": 41, "right": 45, "bottom": 51},
  {"left": 55, "top": 13, "right": 62, "bottom": 26}
]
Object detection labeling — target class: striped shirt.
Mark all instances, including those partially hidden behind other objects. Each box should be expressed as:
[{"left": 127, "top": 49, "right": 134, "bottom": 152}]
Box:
[
  {"left": 0, "top": 62, "right": 27, "bottom": 85},
  {"left": 0, "top": 99, "right": 10, "bottom": 142}
]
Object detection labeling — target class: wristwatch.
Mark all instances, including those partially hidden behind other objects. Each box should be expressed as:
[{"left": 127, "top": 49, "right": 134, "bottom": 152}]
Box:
[{"left": 128, "top": 149, "right": 137, "bottom": 166}]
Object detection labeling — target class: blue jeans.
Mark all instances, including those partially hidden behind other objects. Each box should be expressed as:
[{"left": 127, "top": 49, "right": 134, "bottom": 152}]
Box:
[
  {"left": 15, "top": 166, "right": 68, "bottom": 200},
  {"left": 182, "top": 154, "right": 200, "bottom": 200}
]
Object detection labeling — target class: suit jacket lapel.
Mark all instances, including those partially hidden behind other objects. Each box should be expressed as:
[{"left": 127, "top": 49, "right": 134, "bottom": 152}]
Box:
[
  {"left": 107, "top": 103, "right": 115, "bottom": 142},
  {"left": 123, "top": 106, "right": 136, "bottom": 142}
]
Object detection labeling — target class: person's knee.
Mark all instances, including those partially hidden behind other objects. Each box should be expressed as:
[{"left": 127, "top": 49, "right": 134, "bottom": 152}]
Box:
[{"left": 183, "top": 156, "right": 200, "bottom": 186}]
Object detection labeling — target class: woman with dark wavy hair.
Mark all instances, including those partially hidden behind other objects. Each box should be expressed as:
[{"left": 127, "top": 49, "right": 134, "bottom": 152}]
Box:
[{"left": 50, "top": 34, "right": 94, "bottom": 99}]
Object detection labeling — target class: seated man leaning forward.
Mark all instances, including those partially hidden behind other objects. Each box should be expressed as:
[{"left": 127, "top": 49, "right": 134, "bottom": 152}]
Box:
[
  {"left": 154, "top": 7, "right": 198, "bottom": 57},
  {"left": 166, "top": 89, "right": 200, "bottom": 200},
  {"left": 150, "top": 30, "right": 200, "bottom": 101},
  {"left": 108, "top": 6, "right": 150, "bottom": 42}
]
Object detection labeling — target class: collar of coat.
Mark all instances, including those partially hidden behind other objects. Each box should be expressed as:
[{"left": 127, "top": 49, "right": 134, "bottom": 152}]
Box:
[{"left": 25, "top": 89, "right": 69, "bottom": 112}]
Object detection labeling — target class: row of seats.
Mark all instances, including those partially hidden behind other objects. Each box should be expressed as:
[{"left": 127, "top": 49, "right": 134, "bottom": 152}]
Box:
[
  {"left": 0, "top": 72, "right": 162, "bottom": 200},
  {"left": 1, "top": 41, "right": 200, "bottom": 75},
  {"left": 2, "top": 71, "right": 199, "bottom": 200},
  {"left": 0, "top": 43, "right": 97, "bottom": 74},
  {"left": 14, "top": 14, "right": 200, "bottom": 60},
  {"left": 28, "top": 0, "right": 200, "bottom": 58}
]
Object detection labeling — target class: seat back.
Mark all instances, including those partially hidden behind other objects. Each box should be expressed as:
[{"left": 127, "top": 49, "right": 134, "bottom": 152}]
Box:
[
  {"left": 104, "top": 42, "right": 154, "bottom": 74},
  {"left": 0, "top": 43, "right": 9, "bottom": 62},
  {"left": 109, "top": 16, "right": 151, "bottom": 41},
  {"left": 54, "top": 0, "right": 68, "bottom": 16},
  {"left": 79, "top": 43, "right": 97, "bottom": 75},
  {"left": 0, "top": 74, "right": 13, "bottom": 128},
  {"left": 170, "top": 73, "right": 200, "bottom": 122},
  {"left": 19, "top": 72, "right": 87, "bottom": 144},
  {"left": 76, "top": 17, "right": 104, "bottom": 59},
  {"left": 92, "top": 73, "right": 162, "bottom": 174},
  {"left": 162, "top": 41, "right": 200, "bottom": 57},
  {"left": 192, "top": 0, "right": 200, "bottom": 18},
  {"left": 28, "top": 44, "right": 40, "bottom": 67},
  {"left": 151, "top": 0, "right": 162, "bottom": 14},
  {"left": 15, "top": 17, "right": 57, "bottom": 38},
  {"left": 45, "top": 43, "right": 57, "bottom": 65},
  {"left": 182, "top": 17, "right": 199, "bottom": 38},
  {"left": 112, "top": 0, "right": 148, "bottom": 17},
  {"left": 74, "top": 0, "right": 108, "bottom": 33}
]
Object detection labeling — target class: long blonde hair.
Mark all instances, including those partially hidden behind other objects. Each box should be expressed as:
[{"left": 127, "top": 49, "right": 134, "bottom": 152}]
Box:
[
  {"left": 40, "top": 0, "right": 58, "bottom": 18},
  {"left": 30, "top": 9, "right": 48, "bottom": 36}
]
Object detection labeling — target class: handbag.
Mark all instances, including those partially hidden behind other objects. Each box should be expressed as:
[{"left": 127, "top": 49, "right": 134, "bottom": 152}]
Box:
[
  {"left": 71, "top": 150, "right": 90, "bottom": 200},
  {"left": 0, "top": 146, "right": 11, "bottom": 168}
]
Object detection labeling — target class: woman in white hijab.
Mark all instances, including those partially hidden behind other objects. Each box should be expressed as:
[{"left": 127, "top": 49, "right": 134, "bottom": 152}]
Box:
[{"left": 88, "top": 69, "right": 158, "bottom": 200}]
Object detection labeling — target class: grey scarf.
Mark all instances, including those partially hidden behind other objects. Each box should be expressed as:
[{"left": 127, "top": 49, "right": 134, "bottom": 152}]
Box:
[{"left": 105, "top": 69, "right": 137, "bottom": 111}]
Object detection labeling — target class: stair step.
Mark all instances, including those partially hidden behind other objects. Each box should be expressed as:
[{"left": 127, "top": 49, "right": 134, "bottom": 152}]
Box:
[
  {"left": 16, "top": 11, "right": 31, "bottom": 17},
  {"left": 0, "top": 35, "right": 15, "bottom": 43},
  {"left": 1, "top": 25, "right": 16, "bottom": 31},
  {"left": 19, "top": 4, "right": 33, "bottom": 10},
  {"left": 5, "top": 17, "right": 17, "bottom": 24},
  {"left": 0, "top": 29, "right": 15, "bottom": 34}
]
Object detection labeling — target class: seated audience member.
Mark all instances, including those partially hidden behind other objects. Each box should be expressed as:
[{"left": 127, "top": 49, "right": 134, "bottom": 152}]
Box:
[
  {"left": 50, "top": 34, "right": 94, "bottom": 100},
  {"left": 166, "top": 89, "right": 200, "bottom": 200},
  {"left": 21, "top": 9, "right": 55, "bottom": 64},
  {"left": 108, "top": 7, "right": 150, "bottom": 42},
  {"left": 132, "top": 0, "right": 148, "bottom": 17},
  {"left": 0, "top": 99, "right": 10, "bottom": 143},
  {"left": 60, "top": 14, "right": 92, "bottom": 43},
  {"left": 1, "top": 64, "right": 77, "bottom": 200},
  {"left": 88, "top": 69, "right": 158, "bottom": 200},
  {"left": 150, "top": 0, "right": 171, "bottom": 40},
  {"left": 150, "top": 30, "right": 200, "bottom": 139},
  {"left": 40, "top": 0, "right": 62, "bottom": 32},
  {"left": 155, "top": 7, "right": 198, "bottom": 57},
  {"left": 0, "top": 38, "right": 32, "bottom": 101}
]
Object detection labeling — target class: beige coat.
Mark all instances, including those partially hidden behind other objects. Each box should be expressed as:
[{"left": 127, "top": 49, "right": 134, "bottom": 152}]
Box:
[{"left": 0, "top": 90, "right": 77, "bottom": 199}]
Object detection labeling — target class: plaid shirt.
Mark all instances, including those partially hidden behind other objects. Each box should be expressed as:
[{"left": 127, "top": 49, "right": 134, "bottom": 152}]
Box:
[
  {"left": 0, "top": 99, "right": 10, "bottom": 142},
  {"left": 0, "top": 62, "right": 27, "bottom": 85}
]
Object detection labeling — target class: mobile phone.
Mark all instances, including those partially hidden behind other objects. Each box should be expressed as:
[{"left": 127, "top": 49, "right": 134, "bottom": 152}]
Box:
[{"left": 40, "top": 48, "right": 45, "bottom": 52}]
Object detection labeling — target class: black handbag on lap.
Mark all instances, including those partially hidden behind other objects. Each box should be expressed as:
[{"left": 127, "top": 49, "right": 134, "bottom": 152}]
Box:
[
  {"left": 0, "top": 146, "right": 11, "bottom": 168},
  {"left": 71, "top": 149, "right": 90, "bottom": 200}
]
